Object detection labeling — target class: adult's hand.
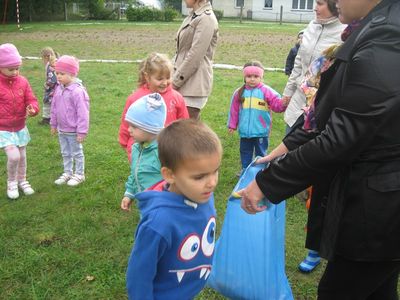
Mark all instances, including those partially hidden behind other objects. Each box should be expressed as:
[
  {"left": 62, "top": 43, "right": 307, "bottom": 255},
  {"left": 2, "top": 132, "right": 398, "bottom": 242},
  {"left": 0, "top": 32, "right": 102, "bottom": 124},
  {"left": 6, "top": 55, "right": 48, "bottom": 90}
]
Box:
[{"left": 237, "top": 179, "right": 267, "bottom": 214}]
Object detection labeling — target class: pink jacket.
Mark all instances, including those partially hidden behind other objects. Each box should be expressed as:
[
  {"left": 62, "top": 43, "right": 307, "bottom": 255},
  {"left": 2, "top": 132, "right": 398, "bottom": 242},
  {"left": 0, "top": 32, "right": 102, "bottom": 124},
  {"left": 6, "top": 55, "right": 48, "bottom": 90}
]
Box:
[
  {"left": 0, "top": 73, "right": 39, "bottom": 132},
  {"left": 118, "top": 84, "right": 189, "bottom": 161}
]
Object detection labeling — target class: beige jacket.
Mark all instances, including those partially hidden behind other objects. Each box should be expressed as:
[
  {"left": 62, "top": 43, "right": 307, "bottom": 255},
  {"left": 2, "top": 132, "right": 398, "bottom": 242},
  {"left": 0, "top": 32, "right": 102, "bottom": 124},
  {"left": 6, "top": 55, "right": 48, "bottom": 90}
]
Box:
[{"left": 173, "top": 2, "right": 218, "bottom": 98}]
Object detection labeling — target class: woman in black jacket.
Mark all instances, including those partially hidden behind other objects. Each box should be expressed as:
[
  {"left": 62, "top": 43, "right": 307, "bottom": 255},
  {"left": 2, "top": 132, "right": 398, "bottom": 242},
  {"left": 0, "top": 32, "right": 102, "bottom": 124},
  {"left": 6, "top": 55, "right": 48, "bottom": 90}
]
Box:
[{"left": 239, "top": 0, "right": 400, "bottom": 298}]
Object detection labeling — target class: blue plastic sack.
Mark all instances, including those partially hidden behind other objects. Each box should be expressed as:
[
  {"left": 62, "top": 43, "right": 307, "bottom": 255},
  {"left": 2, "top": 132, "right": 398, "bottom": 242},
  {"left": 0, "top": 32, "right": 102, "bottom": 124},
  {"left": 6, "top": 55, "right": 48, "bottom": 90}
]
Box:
[{"left": 207, "top": 160, "right": 293, "bottom": 300}]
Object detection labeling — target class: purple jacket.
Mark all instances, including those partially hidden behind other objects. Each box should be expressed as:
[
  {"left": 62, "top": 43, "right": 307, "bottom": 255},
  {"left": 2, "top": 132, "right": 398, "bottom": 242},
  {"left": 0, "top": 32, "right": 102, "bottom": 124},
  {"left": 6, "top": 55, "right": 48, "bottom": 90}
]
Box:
[{"left": 50, "top": 81, "right": 90, "bottom": 137}]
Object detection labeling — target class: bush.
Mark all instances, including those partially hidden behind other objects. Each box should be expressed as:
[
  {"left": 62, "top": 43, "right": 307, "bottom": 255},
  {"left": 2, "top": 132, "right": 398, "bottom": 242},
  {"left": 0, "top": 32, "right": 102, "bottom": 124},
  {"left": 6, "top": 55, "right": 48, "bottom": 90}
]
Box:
[
  {"left": 163, "top": 7, "right": 179, "bottom": 21},
  {"left": 214, "top": 9, "right": 223, "bottom": 21},
  {"left": 126, "top": 6, "right": 179, "bottom": 22}
]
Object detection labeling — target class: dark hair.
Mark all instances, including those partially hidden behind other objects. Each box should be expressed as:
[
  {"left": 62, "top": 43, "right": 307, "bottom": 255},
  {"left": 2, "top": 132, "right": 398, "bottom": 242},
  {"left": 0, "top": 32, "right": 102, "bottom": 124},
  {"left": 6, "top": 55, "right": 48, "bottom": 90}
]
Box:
[
  {"left": 237, "top": 60, "right": 264, "bottom": 103},
  {"left": 158, "top": 119, "right": 222, "bottom": 171},
  {"left": 326, "top": 0, "right": 339, "bottom": 16}
]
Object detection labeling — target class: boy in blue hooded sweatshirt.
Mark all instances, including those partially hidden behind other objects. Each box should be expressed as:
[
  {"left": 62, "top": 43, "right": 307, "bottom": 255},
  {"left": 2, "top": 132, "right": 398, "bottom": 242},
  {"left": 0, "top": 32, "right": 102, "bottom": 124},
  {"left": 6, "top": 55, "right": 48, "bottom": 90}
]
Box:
[
  {"left": 126, "top": 119, "right": 222, "bottom": 299},
  {"left": 120, "top": 93, "right": 166, "bottom": 211}
]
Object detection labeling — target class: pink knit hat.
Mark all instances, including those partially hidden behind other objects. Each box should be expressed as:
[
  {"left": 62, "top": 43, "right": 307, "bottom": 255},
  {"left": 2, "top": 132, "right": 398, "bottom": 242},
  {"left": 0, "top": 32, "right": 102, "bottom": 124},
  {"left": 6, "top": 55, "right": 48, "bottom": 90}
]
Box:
[
  {"left": 55, "top": 55, "right": 79, "bottom": 76},
  {"left": 0, "top": 43, "right": 22, "bottom": 68}
]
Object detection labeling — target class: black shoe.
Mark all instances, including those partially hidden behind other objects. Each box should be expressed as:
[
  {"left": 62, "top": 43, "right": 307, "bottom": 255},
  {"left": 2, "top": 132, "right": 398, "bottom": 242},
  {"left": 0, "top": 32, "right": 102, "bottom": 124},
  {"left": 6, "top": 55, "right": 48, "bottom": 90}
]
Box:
[{"left": 38, "top": 118, "right": 50, "bottom": 125}]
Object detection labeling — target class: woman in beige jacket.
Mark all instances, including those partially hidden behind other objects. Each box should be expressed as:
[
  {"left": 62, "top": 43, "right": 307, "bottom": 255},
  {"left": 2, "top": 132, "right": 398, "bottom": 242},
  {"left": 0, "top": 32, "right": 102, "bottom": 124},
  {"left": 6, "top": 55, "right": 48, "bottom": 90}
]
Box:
[{"left": 173, "top": 0, "right": 219, "bottom": 120}]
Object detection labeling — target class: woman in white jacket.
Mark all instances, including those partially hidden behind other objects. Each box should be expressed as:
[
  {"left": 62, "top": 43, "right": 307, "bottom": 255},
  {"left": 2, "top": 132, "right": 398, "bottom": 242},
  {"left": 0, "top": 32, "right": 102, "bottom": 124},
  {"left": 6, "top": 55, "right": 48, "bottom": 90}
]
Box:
[
  {"left": 282, "top": 0, "right": 345, "bottom": 273},
  {"left": 283, "top": 0, "right": 345, "bottom": 130}
]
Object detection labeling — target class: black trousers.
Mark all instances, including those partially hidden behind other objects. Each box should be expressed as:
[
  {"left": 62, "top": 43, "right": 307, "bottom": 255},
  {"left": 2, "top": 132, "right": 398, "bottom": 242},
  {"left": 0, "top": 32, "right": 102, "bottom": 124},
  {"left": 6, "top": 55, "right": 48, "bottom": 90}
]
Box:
[{"left": 318, "top": 255, "right": 400, "bottom": 300}]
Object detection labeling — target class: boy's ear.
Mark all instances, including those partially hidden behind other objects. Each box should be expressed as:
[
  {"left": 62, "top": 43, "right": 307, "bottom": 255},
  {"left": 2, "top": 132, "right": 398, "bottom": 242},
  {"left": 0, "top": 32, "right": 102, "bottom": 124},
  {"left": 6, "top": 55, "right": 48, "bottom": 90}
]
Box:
[{"left": 161, "top": 166, "right": 175, "bottom": 184}]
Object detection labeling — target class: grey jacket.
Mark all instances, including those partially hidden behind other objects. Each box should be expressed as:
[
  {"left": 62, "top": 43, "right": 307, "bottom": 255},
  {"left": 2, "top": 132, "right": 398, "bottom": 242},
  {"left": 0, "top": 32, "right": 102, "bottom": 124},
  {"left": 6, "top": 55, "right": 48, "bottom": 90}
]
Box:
[{"left": 173, "top": 2, "right": 218, "bottom": 98}]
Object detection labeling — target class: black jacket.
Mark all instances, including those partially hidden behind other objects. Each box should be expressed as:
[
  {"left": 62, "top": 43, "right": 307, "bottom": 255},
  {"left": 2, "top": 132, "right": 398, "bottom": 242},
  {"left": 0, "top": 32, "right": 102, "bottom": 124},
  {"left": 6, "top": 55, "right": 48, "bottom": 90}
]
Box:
[
  {"left": 284, "top": 44, "right": 300, "bottom": 76},
  {"left": 256, "top": 0, "right": 400, "bottom": 261}
]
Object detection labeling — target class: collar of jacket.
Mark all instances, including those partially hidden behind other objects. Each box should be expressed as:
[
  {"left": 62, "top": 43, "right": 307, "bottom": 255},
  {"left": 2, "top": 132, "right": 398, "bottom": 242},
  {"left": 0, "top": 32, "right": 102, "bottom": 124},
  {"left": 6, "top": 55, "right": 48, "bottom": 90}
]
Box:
[
  {"left": 244, "top": 82, "right": 263, "bottom": 90},
  {"left": 336, "top": 0, "right": 393, "bottom": 62},
  {"left": 0, "top": 72, "right": 18, "bottom": 83},
  {"left": 192, "top": 2, "right": 213, "bottom": 18}
]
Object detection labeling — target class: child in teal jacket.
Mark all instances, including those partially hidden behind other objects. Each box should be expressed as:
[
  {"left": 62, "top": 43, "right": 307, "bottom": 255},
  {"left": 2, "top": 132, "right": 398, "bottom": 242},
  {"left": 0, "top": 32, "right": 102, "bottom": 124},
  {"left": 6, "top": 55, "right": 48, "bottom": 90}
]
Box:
[{"left": 120, "top": 93, "right": 166, "bottom": 211}]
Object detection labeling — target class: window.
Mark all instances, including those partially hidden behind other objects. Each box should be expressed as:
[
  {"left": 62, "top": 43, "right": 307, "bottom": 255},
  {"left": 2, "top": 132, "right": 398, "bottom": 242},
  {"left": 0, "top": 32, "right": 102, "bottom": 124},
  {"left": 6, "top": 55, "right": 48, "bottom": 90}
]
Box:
[
  {"left": 236, "top": 0, "right": 244, "bottom": 7},
  {"left": 292, "top": 0, "right": 313, "bottom": 10},
  {"left": 264, "top": 0, "right": 273, "bottom": 8}
]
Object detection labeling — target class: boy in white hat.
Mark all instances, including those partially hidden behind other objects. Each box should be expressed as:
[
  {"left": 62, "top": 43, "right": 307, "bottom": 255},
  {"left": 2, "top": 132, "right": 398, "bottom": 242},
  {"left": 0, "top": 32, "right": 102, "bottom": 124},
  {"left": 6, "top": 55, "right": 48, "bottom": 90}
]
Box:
[{"left": 120, "top": 93, "right": 167, "bottom": 211}]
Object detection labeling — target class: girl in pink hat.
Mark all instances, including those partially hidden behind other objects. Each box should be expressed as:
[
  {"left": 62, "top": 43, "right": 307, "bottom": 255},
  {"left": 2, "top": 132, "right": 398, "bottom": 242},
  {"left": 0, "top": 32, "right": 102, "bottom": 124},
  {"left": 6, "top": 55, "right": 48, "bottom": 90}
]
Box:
[
  {"left": 0, "top": 43, "right": 40, "bottom": 199},
  {"left": 227, "top": 61, "right": 287, "bottom": 176},
  {"left": 50, "top": 55, "right": 90, "bottom": 187}
]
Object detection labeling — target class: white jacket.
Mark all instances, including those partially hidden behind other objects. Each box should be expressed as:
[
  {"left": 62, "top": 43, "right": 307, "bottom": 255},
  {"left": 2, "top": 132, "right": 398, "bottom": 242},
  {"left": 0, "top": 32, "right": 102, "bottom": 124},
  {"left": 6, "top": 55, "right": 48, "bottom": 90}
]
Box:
[{"left": 283, "top": 18, "right": 345, "bottom": 127}]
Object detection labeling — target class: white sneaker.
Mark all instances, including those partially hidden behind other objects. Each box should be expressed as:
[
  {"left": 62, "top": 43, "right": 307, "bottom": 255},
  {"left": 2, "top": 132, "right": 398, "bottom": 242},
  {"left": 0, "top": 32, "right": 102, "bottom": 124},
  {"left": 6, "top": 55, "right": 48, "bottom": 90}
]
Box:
[
  {"left": 7, "top": 181, "right": 19, "bottom": 199},
  {"left": 18, "top": 180, "right": 35, "bottom": 195},
  {"left": 55, "top": 173, "right": 72, "bottom": 185},
  {"left": 67, "top": 174, "right": 85, "bottom": 186}
]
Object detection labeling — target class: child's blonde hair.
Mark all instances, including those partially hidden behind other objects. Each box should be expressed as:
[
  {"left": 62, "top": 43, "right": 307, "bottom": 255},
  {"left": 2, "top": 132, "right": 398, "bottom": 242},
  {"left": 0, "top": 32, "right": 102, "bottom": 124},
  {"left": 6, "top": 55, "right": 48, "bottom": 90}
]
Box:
[
  {"left": 138, "top": 52, "right": 173, "bottom": 86},
  {"left": 158, "top": 119, "right": 222, "bottom": 171},
  {"left": 41, "top": 47, "right": 59, "bottom": 66}
]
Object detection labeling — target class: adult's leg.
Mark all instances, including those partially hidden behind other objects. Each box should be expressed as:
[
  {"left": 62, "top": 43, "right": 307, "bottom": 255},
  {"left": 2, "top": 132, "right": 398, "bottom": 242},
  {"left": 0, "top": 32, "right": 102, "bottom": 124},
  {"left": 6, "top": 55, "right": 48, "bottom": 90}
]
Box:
[{"left": 318, "top": 255, "right": 400, "bottom": 300}]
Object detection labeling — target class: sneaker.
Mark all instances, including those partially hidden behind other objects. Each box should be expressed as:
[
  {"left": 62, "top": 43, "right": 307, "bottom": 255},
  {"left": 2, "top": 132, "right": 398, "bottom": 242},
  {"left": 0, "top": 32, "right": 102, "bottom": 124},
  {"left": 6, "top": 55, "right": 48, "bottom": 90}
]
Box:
[
  {"left": 67, "top": 174, "right": 85, "bottom": 186},
  {"left": 38, "top": 118, "right": 50, "bottom": 125},
  {"left": 7, "top": 181, "right": 19, "bottom": 199},
  {"left": 18, "top": 180, "right": 35, "bottom": 195},
  {"left": 55, "top": 173, "right": 72, "bottom": 185},
  {"left": 298, "top": 250, "right": 321, "bottom": 273}
]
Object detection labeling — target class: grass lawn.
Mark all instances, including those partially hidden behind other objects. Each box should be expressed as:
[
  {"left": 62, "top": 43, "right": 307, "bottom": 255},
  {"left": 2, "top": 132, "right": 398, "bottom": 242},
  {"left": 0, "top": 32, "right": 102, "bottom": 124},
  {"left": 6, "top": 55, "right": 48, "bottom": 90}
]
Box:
[{"left": 0, "top": 20, "right": 339, "bottom": 299}]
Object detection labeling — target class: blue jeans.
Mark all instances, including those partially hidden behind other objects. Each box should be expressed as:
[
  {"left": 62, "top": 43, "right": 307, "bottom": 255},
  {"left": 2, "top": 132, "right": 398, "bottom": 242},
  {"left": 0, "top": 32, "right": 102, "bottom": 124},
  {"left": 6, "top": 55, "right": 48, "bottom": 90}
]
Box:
[
  {"left": 239, "top": 137, "right": 269, "bottom": 170},
  {"left": 58, "top": 132, "right": 84, "bottom": 175}
]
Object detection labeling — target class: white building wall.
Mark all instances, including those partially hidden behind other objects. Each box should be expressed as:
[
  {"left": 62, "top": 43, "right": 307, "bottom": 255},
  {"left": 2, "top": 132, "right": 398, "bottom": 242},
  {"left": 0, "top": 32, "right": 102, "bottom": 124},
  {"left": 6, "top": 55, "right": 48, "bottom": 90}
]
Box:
[{"left": 182, "top": 0, "right": 315, "bottom": 23}]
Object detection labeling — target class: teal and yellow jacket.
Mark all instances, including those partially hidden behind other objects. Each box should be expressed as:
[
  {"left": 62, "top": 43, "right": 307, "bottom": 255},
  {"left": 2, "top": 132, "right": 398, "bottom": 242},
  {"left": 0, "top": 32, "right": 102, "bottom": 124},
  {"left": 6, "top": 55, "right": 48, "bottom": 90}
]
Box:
[{"left": 228, "top": 82, "right": 286, "bottom": 138}]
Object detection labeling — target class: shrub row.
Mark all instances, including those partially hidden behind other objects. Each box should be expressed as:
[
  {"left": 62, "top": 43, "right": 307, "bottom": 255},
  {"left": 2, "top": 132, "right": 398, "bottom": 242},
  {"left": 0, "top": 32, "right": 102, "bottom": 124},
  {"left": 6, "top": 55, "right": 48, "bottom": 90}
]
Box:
[{"left": 126, "top": 7, "right": 179, "bottom": 22}]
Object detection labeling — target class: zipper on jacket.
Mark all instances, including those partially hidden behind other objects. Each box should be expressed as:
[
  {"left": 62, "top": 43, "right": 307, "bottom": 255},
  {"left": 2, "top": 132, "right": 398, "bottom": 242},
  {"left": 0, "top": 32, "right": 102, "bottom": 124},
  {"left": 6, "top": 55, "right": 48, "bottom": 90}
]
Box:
[
  {"left": 10, "top": 80, "right": 16, "bottom": 131},
  {"left": 247, "top": 88, "right": 253, "bottom": 135},
  {"left": 134, "top": 146, "right": 144, "bottom": 193}
]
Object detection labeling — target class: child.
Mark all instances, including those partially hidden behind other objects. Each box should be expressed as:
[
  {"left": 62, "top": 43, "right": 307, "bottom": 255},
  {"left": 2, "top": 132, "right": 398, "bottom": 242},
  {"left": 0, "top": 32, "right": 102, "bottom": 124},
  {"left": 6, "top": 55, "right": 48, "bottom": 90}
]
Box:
[
  {"left": 120, "top": 93, "right": 166, "bottom": 211},
  {"left": 284, "top": 30, "right": 304, "bottom": 76},
  {"left": 118, "top": 52, "right": 189, "bottom": 162},
  {"left": 227, "top": 61, "right": 287, "bottom": 175},
  {"left": 126, "top": 119, "right": 222, "bottom": 299},
  {"left": 50, "top": 55, "right": 90, "bottom": 187},
  {"left": 39, "top": 47, "right": 58, "bottom": 125},
  {"left": 0, "top": 43, "right": 39, "bottom": 199}
]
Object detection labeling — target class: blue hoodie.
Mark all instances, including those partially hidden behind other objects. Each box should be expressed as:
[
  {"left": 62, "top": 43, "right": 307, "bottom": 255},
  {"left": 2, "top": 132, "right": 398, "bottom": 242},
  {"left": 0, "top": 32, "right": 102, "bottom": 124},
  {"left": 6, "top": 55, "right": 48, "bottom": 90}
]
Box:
[{"left": 126, "top": 188, "right": 216, "bottom": 300}]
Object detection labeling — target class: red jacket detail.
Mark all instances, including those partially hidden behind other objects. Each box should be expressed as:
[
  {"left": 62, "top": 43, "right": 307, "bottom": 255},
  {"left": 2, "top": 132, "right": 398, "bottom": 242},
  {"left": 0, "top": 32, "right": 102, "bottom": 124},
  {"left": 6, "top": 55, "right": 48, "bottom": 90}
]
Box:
[
  {"left": 0, "top": 73, "right": 39, "bottom": 132},
  {"left": 118, "top": 84, "right": 189, "bottom": 161}
]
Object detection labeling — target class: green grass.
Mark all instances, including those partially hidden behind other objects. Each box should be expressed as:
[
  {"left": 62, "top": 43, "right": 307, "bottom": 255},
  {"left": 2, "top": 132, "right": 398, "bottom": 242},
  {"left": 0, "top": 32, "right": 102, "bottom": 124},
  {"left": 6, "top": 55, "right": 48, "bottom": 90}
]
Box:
[{"left": 1, "top": 21, "right": 329, "bottom": 299}]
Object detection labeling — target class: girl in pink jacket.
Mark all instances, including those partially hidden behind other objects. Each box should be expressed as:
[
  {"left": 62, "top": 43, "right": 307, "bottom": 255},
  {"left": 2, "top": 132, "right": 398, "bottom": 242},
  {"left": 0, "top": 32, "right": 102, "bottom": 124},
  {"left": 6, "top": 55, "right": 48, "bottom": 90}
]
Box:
[{"left": 0, "top": 43, "right": 39, "bottom": 199}]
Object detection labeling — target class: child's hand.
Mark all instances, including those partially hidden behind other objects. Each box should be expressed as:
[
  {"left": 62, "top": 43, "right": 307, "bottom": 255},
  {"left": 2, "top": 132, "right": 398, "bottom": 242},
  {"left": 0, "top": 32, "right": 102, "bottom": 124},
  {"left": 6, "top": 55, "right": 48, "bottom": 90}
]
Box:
[
  {"left": 51, "top": 127, "right": 57, "bottom": 135},
  {"left": 228, "top": 128, "right": 236, "bottom": 134},
  {"left": 121, "top": 197, "right": 132, "bottom": 211},
  {"left": 26, "top": 104, "right": 36, "bottom": 116},
  {"left": 282, "top": 95, "right": 291, "bottom": 106},
  {"left": 76, "top": 135, "right": 85, "bottom": 143}
]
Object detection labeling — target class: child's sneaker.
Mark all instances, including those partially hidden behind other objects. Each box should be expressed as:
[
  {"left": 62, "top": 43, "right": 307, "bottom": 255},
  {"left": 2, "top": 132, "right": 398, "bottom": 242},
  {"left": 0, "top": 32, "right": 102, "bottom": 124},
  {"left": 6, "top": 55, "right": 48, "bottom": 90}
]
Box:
[
  {"left": 54, "top": 173, "right": 71, "bottom": 185},
  {"left": 18, "top": 180, "right": 35, "bottom": 195},
  {"left": 298, "top": 250, "right": 321, "bottom": 273},
  {"left": 67, "top": 174, "right": 85, "bottom": 186},
  {"left": 7, "top": 181, "right": 19, "bottom": 199}
]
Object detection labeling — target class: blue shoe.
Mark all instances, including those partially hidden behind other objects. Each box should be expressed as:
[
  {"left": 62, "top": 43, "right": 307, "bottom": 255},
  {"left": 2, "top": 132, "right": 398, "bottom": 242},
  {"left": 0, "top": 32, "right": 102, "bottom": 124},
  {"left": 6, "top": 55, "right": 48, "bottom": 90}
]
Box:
[{"left": 298, "top": 250, "right": 320, "bottom": 273}]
